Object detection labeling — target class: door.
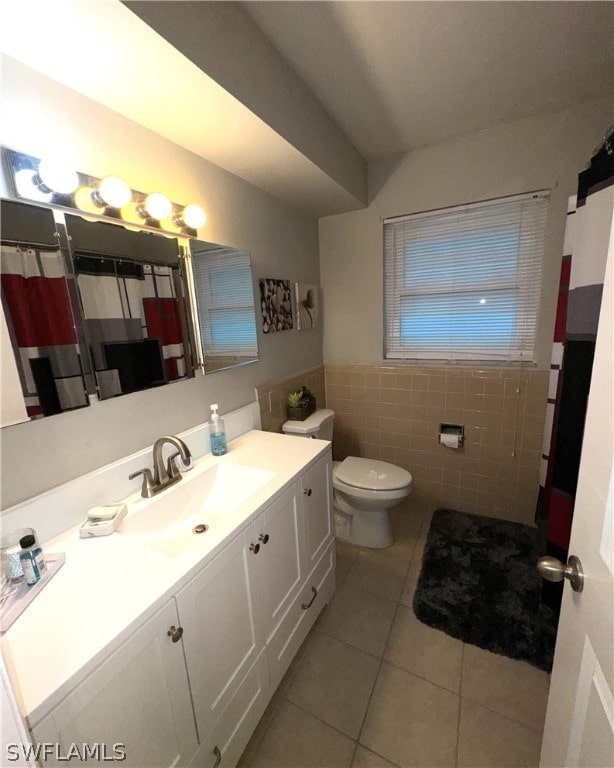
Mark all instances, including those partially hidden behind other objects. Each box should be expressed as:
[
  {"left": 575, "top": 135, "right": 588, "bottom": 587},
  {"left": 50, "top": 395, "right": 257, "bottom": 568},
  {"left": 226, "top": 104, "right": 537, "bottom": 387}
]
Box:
[
  {"left": 254, "top": 486, "right": 303, "bottom": 641},
  {"left": 175, "top": 529, "right": 264, "bottom": 740},
  {"left": 31, "top": 599, "right": 198, "bottom": 768},
  {"left": 300, "top": 452, "right": 334, "bottom": 571},
  {"left": 540, "top": 214, "right": 614, "bottom": 766}
]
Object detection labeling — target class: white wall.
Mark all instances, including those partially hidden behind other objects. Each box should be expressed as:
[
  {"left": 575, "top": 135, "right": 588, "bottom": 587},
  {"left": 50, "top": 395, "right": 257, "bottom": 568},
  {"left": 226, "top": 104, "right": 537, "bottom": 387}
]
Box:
[
  {"left": 0, "top": 58, "right": 324, "bottom": 508},
  {"left": 125, "top": 0, "right": 367, "bottom": 205},
  {"left": 319, "top": 97, "right": 612, "bottom": 369}
]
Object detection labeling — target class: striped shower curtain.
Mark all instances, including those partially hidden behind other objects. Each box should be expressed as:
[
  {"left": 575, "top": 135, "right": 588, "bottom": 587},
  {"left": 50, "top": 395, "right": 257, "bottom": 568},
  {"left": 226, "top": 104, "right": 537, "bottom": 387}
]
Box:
[{"left": 538, "top": 133, "right": 613, "bottom": 610}]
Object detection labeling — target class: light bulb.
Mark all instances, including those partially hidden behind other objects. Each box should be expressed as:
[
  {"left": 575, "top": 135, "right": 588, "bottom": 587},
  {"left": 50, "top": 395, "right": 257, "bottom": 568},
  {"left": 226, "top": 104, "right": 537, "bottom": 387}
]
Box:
[
  {"left": 37, "top": 158, "right": 79, "bottom": 194},
  {"left": 14, "top": 169, "right": 52, "bottom": 202},
  {"left": 144, "top": 192, "right": 172, "bottom": 220},
  {"left": 182, "top": 204, "right": 206, "bottom": 229},
  {"left": 75, "top": 186, "right": 105, "bottom": 214},
  {"left": 96, "top": 176, "right": 131, "bottom": 208}
]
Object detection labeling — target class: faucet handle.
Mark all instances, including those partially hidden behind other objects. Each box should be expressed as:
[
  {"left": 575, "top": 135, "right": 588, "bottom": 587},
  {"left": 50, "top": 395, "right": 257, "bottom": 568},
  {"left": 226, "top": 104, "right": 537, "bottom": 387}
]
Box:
[
  {"left": 129, "top": 468, "right": 155, "bottom": 498},
  {"left": 167, "top": 452, "right": 182, "bottom": 480}
]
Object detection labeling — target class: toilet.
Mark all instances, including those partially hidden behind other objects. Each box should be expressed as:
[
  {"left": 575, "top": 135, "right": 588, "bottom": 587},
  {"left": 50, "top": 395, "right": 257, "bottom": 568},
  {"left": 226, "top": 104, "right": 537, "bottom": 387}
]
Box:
[{"left": 282, "top": 409, "right": 412, "bottom": 548}]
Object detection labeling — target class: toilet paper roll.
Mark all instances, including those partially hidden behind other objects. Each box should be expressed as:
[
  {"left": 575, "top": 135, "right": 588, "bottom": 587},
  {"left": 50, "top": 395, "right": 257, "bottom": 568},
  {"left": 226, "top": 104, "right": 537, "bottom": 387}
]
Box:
[{"left": 440, "top": 433, "right": 460, "bottom": 448}]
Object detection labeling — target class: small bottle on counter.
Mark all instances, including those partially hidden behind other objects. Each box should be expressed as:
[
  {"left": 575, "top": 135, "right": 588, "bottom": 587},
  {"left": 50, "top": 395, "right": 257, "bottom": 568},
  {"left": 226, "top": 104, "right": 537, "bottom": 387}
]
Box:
[
  {"left": 209, "top": 403, "right": 228, "bottom": 456},
  {"left": 19, "top": 534, "right": 46, "bottom": 587}
]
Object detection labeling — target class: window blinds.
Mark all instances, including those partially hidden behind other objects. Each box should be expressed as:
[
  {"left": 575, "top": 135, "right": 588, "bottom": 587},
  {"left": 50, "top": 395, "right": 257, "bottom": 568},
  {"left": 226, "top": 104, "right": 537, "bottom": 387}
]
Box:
[
  {"left": 191, "top": 248, "right": 257, "bottom": 358},
  {"left": 384, "top": 191, "right": 550, "bottom": 362}
]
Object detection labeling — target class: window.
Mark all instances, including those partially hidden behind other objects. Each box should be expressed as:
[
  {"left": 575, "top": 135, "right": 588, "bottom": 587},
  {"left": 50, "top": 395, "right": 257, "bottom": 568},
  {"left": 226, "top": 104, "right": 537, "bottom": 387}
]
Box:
[
  {"left": 384, "top": 191, "right": 550, "bottom": 362},
  {"left": 191, "top": 247, "right": 258, "bottom": 359}
]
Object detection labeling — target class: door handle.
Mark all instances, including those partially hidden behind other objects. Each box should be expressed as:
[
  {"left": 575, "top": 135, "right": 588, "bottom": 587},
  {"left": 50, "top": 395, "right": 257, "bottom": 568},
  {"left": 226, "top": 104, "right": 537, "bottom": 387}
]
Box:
[
  {"left": 537, "top": 555, "right": 584, "bottom": 592},
  {"left": 212, "top": 745, "right": 222, "bottom": 768},
  {"left": 301, "top": 586, "right": 318, "bottom": 609}
]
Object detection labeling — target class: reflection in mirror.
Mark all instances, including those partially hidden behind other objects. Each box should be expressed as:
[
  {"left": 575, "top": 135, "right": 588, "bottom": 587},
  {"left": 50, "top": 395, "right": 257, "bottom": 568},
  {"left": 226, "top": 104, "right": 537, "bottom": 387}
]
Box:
[
  {"left": 66, "top": 215, "right": 193, "bottom": 398},
  {"left": 189, "top": 240, "right": 258, "bottom": 374},
  {"left": 1, "top": 200, "right": 89, "bottom": 426}
]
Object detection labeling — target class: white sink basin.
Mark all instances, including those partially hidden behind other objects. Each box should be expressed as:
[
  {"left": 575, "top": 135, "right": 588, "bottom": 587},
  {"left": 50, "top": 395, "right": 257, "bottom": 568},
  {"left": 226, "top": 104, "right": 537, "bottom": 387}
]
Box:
[{"left": 119, "top": 462, "right": 275, "bottom": 557}]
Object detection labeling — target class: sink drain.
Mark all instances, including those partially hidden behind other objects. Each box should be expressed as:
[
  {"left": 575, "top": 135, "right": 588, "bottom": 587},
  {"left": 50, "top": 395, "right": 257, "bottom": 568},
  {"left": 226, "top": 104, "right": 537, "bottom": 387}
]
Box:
[{"left": 192, "top": 523, "right": 209, "bottom": 534}]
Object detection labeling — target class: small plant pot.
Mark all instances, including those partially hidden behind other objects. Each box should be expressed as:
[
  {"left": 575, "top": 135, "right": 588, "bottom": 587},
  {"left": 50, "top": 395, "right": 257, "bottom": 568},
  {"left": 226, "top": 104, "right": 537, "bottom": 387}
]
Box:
[{"left": 286, "top": 400, "right": 316, "bottom": 421}]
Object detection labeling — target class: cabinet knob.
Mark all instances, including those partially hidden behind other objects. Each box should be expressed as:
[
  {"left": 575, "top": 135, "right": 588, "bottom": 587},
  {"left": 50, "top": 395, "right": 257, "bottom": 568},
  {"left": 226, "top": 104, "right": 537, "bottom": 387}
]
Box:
[
  {"left": 213, "top": 745, "right": 222, "bottom": 768},
  {"left": 167, "top": 625, "right": 184, "bottom": 643},
  {"left": 304, "top": 488, "right": 312, "bottom": 496},
  {"left": 249, "top": 542, "right": 260, "bottom": 554},
  {"left": 258, "top": 533, "right": 270, "bottom": 544}
]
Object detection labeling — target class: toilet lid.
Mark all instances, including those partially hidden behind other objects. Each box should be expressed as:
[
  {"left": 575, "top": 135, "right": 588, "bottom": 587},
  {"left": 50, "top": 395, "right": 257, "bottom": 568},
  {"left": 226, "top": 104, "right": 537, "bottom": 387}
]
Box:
[{"left": 335, "top": 457, "right": 412, "bottom": 491}]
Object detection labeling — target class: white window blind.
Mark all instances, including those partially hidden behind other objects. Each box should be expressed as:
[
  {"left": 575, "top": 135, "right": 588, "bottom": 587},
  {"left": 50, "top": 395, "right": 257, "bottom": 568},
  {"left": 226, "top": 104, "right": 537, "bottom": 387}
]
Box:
[
  {"left": 384, "top": 191, "right": 550, "bottom": 362},
  {"left": 191, "top": 247, "right": 258, "bottom": 358}
]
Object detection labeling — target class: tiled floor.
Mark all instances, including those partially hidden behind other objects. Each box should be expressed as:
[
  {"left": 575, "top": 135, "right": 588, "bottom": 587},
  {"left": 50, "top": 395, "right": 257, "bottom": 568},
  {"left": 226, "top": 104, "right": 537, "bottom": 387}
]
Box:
[{"left": 238, "top": 500, "right": 551, "bottom": 768}]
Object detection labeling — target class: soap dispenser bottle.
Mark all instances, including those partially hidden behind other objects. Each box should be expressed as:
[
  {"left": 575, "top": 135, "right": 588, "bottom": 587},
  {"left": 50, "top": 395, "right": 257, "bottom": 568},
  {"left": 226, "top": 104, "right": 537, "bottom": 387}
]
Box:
[{"left": 209, "top": 404, "right": 227, "bottom": 456}]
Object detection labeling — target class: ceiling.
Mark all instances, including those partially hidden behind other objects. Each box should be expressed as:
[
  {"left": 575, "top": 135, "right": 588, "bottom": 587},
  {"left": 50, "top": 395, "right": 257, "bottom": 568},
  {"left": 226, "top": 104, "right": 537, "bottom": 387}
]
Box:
[
  {"left": 1, "top": 1, "right": 612, "bottom": 217},
  {"left": 242, "top": 1, "right": 614, "bottom": 159}
]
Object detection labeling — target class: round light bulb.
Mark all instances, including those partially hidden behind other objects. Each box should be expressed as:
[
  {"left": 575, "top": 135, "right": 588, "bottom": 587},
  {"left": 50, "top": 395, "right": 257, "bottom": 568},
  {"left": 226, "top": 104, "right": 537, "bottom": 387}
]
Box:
[
  {"left": 14, "top": 169, "right": 52, "bottom": 202},
  {"left": 144, "top": 192, "right": 172, "bottom": 220},
  {"left": 182, "top": 204, "right": 206, "bottom": 229},
  {"left": 97, "top": 176, "right": 131, "bottom": 208},
  {"left": 75, "top": 186, "right": 105, "bottom": 214},
  {"left": 37, "top": 158, "right": 79, "bottom": 194}
]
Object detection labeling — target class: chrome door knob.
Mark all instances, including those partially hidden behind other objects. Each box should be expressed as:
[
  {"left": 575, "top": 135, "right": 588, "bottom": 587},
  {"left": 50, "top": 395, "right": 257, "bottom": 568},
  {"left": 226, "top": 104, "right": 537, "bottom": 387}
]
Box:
[{"left": 537, "top": 555, "right": 584, "bottom": 592}]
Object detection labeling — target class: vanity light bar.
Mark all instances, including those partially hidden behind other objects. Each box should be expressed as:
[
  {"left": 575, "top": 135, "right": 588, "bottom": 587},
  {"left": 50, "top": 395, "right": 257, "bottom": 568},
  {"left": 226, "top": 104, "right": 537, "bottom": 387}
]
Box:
[{"left": 3, "top": 148, "right": 207, "bottom": 237}]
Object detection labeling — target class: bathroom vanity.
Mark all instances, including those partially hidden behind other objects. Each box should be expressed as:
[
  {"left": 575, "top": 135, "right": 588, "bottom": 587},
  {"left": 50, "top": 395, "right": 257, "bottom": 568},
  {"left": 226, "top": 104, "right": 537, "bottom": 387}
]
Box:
[{"left": 3, "top": 430, "right": 335, "bottom": 767}]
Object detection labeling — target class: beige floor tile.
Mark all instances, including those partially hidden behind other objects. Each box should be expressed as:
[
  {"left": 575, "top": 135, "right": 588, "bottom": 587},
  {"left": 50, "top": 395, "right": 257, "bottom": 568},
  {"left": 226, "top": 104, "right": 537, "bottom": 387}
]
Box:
[
  {"left": 457, "top": 698, "right": 543, "bottom": 767},
  {"left": 384, "top": 605, "right": 463, "bottom": 693},
  {"left": 360, "top": 662, "right": 459, "bottom": 768},
  {"left": 387, "top": 503, "right": 424, "bottom": 561},
  {"left": 462, "top": 644, "right": 550, "bottom": 729},
  {"left": 336, "top": 539, "right": 360, "bottom": 586},
  {"left": 399, "top": 557, "right": 422, "bottom": 607},
  {"left": 346, "top": 548, "right": 409, "bottom": 601},
  {"left": 286, "top": 633, "right": 380, "bottom": 739},
  {"left": 352, "top": 745, "right": 399, "bottom": 768},
  {"left": 237, "top": 696, "right": 283, "bottom": 768},
  {"left": 246, "top": 699, "right": 355, "bottom": 767},
  {"left": 319, "top": 584, "right": 398, "bottom": 658}
]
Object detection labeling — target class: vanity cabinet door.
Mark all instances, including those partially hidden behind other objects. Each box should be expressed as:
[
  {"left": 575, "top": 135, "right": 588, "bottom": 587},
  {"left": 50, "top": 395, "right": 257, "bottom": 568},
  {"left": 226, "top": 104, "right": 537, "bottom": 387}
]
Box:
[
  {"left": 299, "top": 451, "right": 334, "bottom": 571},
  {"left": 253, "top": 486, "right": 303, "bottom": 641},
  {"left": 31, "top": 599, "right": 198, "bottom": 768},
  {"left": 175, "top": 528, "right": 265, "bottom": 742}
]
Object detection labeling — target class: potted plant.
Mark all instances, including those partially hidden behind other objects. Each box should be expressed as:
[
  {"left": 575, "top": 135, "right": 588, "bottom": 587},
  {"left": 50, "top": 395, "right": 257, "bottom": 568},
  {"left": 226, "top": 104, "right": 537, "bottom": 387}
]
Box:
[{"left": 286, "top": 386, "right": 316, "bottom": 421}]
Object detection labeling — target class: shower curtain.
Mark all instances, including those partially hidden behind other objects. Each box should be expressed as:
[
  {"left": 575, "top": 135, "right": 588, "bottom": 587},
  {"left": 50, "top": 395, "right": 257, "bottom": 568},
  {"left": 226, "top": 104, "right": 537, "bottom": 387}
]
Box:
[{"left": 538, "top": 133, "right": 613, "bottom": 610}]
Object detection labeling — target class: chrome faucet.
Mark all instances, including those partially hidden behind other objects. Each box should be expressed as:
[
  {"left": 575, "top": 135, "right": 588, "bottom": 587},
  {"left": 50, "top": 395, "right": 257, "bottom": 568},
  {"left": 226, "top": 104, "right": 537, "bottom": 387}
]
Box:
[{"left": 129, "top": 435, "right": 193, "bottom": 498}]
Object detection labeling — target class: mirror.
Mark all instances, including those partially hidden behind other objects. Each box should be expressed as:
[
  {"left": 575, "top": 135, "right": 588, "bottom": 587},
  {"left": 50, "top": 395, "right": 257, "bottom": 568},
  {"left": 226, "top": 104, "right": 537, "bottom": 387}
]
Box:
[
  {"left": 0, "top": 199, "right": 196, "bottom": 428},
  {"left": 189, "top": 239, "right": 259, "bottom": 374},
  {"left": 1, "top": 200, "right": 89, "bottom": 426},
  {"left": 67, "top": 215, "right": 194, "bottom": 399}
]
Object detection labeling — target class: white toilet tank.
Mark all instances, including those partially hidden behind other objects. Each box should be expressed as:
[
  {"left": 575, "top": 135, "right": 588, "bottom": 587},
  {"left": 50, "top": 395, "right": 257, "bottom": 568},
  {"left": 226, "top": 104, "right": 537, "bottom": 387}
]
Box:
[{"left": 282, "top": 408, "right": 335, "bottom": 441}]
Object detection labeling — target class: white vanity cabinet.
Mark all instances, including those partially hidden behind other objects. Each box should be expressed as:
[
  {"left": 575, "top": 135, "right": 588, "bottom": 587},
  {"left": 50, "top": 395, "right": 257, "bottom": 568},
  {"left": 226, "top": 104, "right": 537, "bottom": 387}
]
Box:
[
  {"left": 31, "top": 599, "right": 199, "bottom": 768},
  {"left": 25, "top": 443, "right": 335, "bottom": 768},
  {"left": 266, "top": 452, "right": 335, "bottom": 690},
  {"left": 175, "top": 526, "right": 267, "bottom": 758}
]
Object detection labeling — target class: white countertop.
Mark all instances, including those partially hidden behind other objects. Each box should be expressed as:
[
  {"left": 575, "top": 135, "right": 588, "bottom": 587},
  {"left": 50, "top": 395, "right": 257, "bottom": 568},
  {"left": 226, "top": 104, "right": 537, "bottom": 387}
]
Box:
[{"left": 2, "top": 430, "right": 330, "bottom": 727}]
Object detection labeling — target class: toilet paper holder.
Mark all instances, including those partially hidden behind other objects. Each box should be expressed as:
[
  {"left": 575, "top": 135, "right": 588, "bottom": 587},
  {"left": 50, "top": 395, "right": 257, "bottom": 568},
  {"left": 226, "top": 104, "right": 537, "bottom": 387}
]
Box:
[{"left": 439, "top": 423, "right": 464, "bottom": 448}]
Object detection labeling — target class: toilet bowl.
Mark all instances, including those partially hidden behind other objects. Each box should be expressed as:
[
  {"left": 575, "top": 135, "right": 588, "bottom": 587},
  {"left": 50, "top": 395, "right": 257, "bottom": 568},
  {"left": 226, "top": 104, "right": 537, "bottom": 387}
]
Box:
[{"left": 282, "top": 409, "right": 412, "bottom": 548}]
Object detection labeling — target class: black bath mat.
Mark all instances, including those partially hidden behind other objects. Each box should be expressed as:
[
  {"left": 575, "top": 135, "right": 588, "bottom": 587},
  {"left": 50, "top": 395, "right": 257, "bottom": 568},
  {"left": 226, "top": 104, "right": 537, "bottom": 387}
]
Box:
[{"left": 412, "top": 508, "right": 557, "bottom": 672}]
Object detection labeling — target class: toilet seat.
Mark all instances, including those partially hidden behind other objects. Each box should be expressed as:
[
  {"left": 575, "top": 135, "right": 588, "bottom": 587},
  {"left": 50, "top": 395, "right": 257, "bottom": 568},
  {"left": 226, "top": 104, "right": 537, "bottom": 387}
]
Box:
[{"left": 334, "top": 457, "right": 412, "bottom": 491}]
